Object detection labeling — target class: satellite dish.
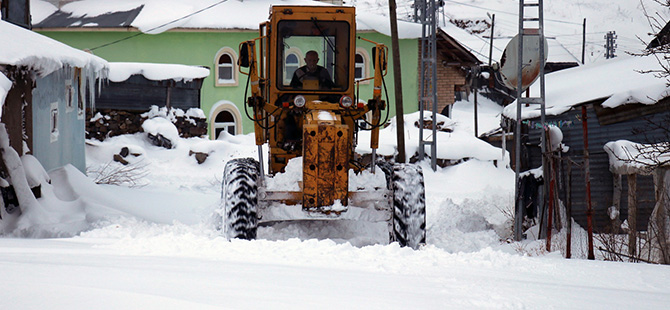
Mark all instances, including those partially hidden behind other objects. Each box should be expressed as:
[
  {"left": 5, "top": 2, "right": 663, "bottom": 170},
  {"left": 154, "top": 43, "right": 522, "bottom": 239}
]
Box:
[{"left": 497, "top": 33, "right": 548, "bottom": 92}]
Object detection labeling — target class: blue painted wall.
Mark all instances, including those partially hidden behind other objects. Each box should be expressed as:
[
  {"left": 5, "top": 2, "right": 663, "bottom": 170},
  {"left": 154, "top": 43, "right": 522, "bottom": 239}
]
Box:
[{"left": 31, "top": 67, "right": 86, "bottom": 173}]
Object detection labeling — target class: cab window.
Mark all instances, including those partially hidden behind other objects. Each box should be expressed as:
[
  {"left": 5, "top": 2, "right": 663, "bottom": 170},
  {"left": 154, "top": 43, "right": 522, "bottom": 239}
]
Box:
[{"left": 277, "top": 20, "right": 350, "bottom": 91}]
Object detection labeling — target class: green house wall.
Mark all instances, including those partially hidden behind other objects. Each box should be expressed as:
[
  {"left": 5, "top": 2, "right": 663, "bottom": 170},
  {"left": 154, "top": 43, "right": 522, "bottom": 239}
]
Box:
[{"left": 37, "top": 29, "right": 418, "bottom": 137}]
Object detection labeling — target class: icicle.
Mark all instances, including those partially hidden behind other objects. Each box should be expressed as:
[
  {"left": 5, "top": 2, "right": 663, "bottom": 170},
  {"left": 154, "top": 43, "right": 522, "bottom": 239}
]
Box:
[{"left": 87, "top": 66, "right": 97, "bottom": 113}]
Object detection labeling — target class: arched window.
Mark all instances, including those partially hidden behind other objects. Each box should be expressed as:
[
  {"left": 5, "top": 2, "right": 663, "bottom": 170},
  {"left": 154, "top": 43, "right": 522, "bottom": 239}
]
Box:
[
  {"left": 214, "top": 47, "right": 238, "bottom": 86},
  {"left": 285, "top": 53, "right": 300, "bottom": 84},
  {"left": 218, "top": 54, "right": 234, "bottom": 83},
  {"left": 355, "top": 53, "right": 365, "bottom": 80},
  {"left": 209, "top": 101, "right": 242, "bottom": 139},
  {"left": 214, "top": 110, "right": 236, "bottom": 139},
  {"left": 354, "top": 48, "right": 370, "bottom": 84}
]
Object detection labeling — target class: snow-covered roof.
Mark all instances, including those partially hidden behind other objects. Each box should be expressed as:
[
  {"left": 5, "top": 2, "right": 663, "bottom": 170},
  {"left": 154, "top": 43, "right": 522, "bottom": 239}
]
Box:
[
  {"left": 108, "top": 62, "right": 210, "bottom": 83},
  {"left": 0, "top": 20, "right": 108, "bottom": 77},
  {"left": 502, "top": 54, "right": 670, "bottom": 120},
  {"left": 30, "top": 0, "right": 58, "bottom": 23},
  {"left": 33, "top": 0, "right": 422, "bottom": 38}
]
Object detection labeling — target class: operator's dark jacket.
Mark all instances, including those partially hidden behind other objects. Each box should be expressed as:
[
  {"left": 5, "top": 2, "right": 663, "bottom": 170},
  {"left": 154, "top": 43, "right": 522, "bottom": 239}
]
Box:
[{"left": 289, "top": 65, "right": 335, "bottom": 89}]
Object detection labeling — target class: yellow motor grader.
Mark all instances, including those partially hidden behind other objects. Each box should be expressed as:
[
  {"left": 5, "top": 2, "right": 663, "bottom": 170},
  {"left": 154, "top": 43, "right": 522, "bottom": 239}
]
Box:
[{"left": 222, "top": 5, "right": 426, "bottom": 248}]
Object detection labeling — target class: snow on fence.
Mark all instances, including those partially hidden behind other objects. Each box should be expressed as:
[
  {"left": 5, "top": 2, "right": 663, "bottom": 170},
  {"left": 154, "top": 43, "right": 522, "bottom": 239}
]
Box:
[{"left": 604, "top": 140, "right": 670, "bottom": 264}]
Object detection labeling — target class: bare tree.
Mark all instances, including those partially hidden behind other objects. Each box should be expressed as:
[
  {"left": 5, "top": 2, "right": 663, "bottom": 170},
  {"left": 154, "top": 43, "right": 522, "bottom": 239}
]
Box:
[{"left": 634, "top": 1, "right": 670, "bottom": 83}]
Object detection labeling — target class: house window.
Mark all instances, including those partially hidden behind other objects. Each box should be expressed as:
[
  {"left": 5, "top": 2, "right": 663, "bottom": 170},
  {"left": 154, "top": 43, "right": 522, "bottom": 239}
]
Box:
[
  {"left": 354, "top": 48, "right": 370, "bottom": 84},
  {"left": 215, "top": 47, "right": 238, "bottom": 86},
  {"left": 218, "top": 54, "right": 233, "bottom": 82},
  {"left": 285, "top": 53, "right": 300, "bottom": 84},
  {"left": 50, "top": 102, "right": 59, "bottom": 143},
  {"left": 214, "top": 110, "right": 236, "bottom": 139},
  {"left": 65, "top": 80, "right": 74, "bottom": 111},
  {"left": 454, "top": 85, "right": 467, "bottom": 102},
  {"left": 355, "top": 53, "right": 365, "bottom": 80}
]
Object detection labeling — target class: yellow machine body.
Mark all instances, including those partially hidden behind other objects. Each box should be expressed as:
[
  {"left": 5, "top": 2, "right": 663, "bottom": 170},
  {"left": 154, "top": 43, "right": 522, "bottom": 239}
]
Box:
[{"left": 239, "top": 5, "right": 387, "bottom": 213}]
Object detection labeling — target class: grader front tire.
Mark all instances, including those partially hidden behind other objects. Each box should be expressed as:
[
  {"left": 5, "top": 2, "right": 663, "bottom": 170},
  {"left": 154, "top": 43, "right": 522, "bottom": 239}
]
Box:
[
  {"left": 391, "top": 163, "right": 427, "bottom": 249},
  {"left": 222, "top": 158, "right": 260, "bottom": 240}
]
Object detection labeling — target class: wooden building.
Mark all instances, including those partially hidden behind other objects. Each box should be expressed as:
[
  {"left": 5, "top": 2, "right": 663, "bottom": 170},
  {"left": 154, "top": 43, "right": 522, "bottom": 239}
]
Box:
[
  {"left": 0, "top": 19, "right": 108, "bottom": 173},
  {"left": 502, "top": 55, "right": 670, "bottom": 232}
]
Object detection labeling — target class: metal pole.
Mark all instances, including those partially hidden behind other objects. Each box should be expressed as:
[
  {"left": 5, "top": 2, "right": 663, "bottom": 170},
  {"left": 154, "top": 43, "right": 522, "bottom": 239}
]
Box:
[
  {"left": 582, "top": 105, "right": 595, "bottom": 260},
  {"left": 546, "top": 157, "right": 555, "bottom": 251},
  {"left": 257, "top": 145, "right": 265, "bottom": 185},
  {"left": 566, "top": 160, "right": 572, "bottom": 259},
  {"left": 538, "top": 0, "right": 549, "bottom": 240},
  {"left": 430, "top": 0, "right": 438, "bottom": 171},
  {"left": 474, "top": 66, "right": 478, "bottom": 137},
  {"left": 488, "top": 14, "right": 495, "bottom": 67},
  {"left": 581, "top": 18, "right": 586, "bottom": 64},
  {"left": 418, "top": 0, "right": 426, "bottom": 163}
]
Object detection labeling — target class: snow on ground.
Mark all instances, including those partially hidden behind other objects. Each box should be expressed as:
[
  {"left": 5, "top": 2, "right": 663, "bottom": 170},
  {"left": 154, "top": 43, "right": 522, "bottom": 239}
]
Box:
[{"left": 1, "top": 100, "right": 670, "bottom": 308}]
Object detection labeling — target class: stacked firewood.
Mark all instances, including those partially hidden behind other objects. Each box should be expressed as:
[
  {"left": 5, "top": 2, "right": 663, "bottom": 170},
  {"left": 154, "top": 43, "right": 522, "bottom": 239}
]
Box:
[{"left": 86, "top": 109, "right": 208, "bottom": 141}]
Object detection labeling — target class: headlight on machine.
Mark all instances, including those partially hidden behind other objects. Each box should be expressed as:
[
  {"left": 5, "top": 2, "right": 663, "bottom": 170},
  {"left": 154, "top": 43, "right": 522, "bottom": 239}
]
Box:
[
  {"left": 339, "top": 95, "right": 353, "bottom": 108},
  {"left": 294, "top": 95, "right": 306, "bottom": 107}
]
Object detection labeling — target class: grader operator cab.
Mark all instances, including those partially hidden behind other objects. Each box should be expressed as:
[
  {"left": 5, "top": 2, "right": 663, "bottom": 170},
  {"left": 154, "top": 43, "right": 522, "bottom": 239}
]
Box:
[{"left": 222, "top": 5, "right": 426, "bottom": 248}]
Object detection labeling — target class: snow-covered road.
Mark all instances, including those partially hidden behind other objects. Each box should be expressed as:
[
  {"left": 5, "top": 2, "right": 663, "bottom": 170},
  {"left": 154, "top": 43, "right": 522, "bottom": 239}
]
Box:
[{"left": 2, "top": 234, "right": 669, "bottom": 309}]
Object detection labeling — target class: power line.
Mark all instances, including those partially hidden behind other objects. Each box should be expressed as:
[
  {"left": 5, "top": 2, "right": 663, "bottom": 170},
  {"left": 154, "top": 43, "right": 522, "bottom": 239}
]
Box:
[
  {"left": 90, "top": 0, "right": 229, "bottom": 51},
  {"left": 442, "top": 0, "right": 583, "bottom": 26}
]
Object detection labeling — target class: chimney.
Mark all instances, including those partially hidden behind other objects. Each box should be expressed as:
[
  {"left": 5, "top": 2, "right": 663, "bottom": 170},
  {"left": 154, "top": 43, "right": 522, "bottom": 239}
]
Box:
[{"left": 1, "top": 0, "right": 31, "bottom": 29}]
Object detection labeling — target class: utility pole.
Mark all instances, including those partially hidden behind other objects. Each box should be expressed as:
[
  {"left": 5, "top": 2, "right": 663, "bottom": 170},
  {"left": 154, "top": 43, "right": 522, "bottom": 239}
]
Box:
[
  {"left": 389, "top": 0, "right": 406, "bottom": 163},
  {"left": 488, "top": 14, "right": 495, "bottom": 67},
  {"left": 581, "top": 18, "right": 586, "bottom": 64},
  {"left": 604, "top": 31, "right": 617, "bottom": 59},
  {"left": 473, "top": 66, "right": 479, "bottom": 137}
]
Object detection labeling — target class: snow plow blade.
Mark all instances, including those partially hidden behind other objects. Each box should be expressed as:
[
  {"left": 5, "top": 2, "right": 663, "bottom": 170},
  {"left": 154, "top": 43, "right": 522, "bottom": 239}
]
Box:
[{"left": 257, "top": 189, "right": 393, "bottom": 223}]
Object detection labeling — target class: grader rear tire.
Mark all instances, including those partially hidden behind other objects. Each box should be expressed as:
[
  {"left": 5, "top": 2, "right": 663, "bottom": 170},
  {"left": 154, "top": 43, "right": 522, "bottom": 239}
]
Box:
[
  {"left": 391, "top": 163, "right": 426, "bottom": 249},
  {"left": 222, "top": 158, "right": 260, "bottom": 240}
]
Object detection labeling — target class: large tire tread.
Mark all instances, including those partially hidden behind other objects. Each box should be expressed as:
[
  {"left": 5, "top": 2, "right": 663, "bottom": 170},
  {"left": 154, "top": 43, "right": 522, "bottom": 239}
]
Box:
[
  {"left": 391, "top": 163, "right": 427, "bottom": 249},
  {"left": 222, "top": 158, "right": 260, "bottom": 240}
]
